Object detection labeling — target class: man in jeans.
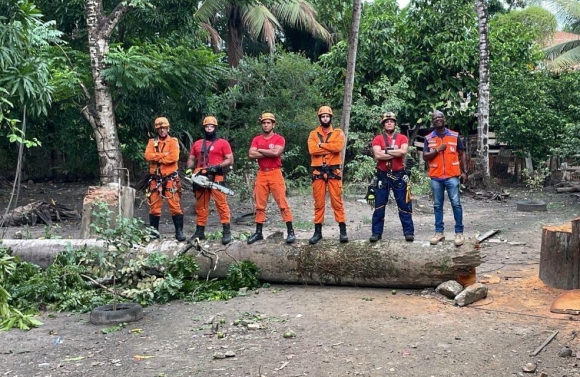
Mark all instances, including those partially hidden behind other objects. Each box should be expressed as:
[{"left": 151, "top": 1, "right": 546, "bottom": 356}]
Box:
[{"left": 422, "top": 110, "right": 468, "bottom": 246}]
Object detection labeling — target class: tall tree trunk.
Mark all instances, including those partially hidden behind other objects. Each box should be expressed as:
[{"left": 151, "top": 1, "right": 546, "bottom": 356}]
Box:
[
  {"left": 84, "top": 0, "right": 130, "bottom": 184},
  {"left": 475, "top": 0, "right": 491, "bottom": 187},
  {"left": 340, "top": 0, "right": 363, "bottom": 166},
  {"left": 227, "top": 5, "right": 244, "bottom": 68}
]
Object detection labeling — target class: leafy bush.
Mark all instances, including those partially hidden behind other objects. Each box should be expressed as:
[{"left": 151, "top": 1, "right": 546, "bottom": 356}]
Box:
[
  {"left": 2, "top": 203, "right": 263, "bottom": 327},
  {"left": 0, "top": 246, "right": 43, "bottom": 331},
  {"left": 346, "top": 155, "right": 376, "bottom": 184}
]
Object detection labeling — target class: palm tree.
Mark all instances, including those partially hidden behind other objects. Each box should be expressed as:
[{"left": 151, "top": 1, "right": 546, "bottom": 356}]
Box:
[
  {"left": 531, "top": 0, "right": 580, "bottom": 68},
  {"left": 196, "top": 0, "right": 331, "bottom": 67}
]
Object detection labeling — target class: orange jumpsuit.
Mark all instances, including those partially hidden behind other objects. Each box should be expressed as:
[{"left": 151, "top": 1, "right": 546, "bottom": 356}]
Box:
[
  {"left": 250, "top": 133, "right": 293, "bottom": 223},
  {"left": 189, "top": 138, "right": 232, "bottom": 226},
  {"left": 307, "top": 125, "right": 346, "bottom": 224},
  {"left": 144, "top": 136, "right": 183, "bottom": 216}
]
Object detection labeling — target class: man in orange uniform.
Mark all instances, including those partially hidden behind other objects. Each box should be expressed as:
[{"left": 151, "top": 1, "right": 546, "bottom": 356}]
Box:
[
  {"left": 247, "top": 112, "right": 295, "bottom": 244},
  {"left": 144, "top": 116, "right": 186, "bottom": 241},
  {"left": 423, "top": 110, "right": 468, "bottom": 246},
  {"left": 307, "top": 106, "right": 348, "bottom": 244},
  {"left": 186, "top": 116, "right": 234, "bottom": 245}
]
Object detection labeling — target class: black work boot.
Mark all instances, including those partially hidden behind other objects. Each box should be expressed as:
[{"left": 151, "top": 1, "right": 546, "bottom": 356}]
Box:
[
  {"left": 309, "top": 223, "right": 323, "bottom": 245},
  {"left": 189, "top": 225, "right": 205, "bottom": 242},
  {"left": 339, "top": 222, "right": 349, "bottom": 243},
  {"left": 369, "top": 233, "right": 382, "bottom": 242},
  {"left": 222, "top": 223, "right": 232, "bottom": 245},
  {"left": 172, "top": 214, "right": 186, "bottom": 242},
  {"left": 149, "top": 214, "right": 160, "bottom": 239},
  {"left": 285, "top": 221, "right": 296, "bottom": 244},
  {"left": 247, "top": 223, "right": 263, "bottom": 245}
]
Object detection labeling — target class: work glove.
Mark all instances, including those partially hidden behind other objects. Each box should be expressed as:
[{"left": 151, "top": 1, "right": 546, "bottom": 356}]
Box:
[
  {"left": 365, "top": 185, "right": 376, "bottom": 207},
  {"left": 206, "top": 165, "right": 220, "bottom": 174},
  {"left": 185, "top": 168, "right": 193, "bottom": 178}
]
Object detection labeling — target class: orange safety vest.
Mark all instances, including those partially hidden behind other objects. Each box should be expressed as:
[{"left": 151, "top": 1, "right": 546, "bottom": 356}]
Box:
[
  {"left": 307, "top": 125, "right": 345, "bottom": 167},
  {"left": 426, "top": 129, "right": 462, "bottom": 179}
]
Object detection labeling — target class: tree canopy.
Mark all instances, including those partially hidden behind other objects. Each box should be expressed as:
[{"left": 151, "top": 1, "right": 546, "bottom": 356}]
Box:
[{"left": 2, "top": 0, "right": 580, "bottom": 183}]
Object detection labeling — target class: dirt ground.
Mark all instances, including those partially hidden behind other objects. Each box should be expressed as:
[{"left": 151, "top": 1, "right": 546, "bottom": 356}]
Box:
[{"left": 1, "top": 181, "right": 580, "bottom": 377}]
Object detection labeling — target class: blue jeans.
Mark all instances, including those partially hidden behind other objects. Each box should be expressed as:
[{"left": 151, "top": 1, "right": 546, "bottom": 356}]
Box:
[
  {"left": 430, "top": 177, "right": 463, "bottom": 234},
  {"left": 371, "top": 171, "right": 414, "bottom": 236}
]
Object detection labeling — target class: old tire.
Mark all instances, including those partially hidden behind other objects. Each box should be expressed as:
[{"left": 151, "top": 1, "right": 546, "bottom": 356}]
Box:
[
  {"left": 90, "top": 303, "right": 143, "bottom": 325},
  {"left": 516, "top": 200, "right": 547, "bottom": 212}
]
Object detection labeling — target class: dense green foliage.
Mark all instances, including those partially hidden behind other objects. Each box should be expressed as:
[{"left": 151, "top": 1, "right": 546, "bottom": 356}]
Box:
[
  {"left": 489, "top": 10, "right": 573, "bottom": 163},
  {"left": 3, "top": 244, "right": 262, "bottom": 316},
  {"left": 0, "top": 250, "right": 43, "bottom": 330},
  {"left": 0, "top": 204, "right": 263, "bottom": 330},
  {"left": 0, "top": 0, "right": 62, "bottom": 149},
  {"left": 2, "top": 0, "right": 580, "bottom": 181}
]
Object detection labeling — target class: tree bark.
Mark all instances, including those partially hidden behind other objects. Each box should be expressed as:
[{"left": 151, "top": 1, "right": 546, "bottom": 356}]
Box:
[
  {"left": 539, "top": 219, "right": 580, "bottom": 289},
  {"left": 340, "top": 0, "right": 363, "bottom": 166},
  {"left": 189, "top": 238, "right": 482, "bottom": 288},
  {"left": 5, "top": 238, "right": 482, "bottom": 288},
  {"left": 227, "top": 4, "right": 244, "bottom": 68},
  {"left": 475, "top": 0, "right": 491, "bottom": 188},
  {"left": 84, "top": 0, "right": 130, "bottom": 184}
]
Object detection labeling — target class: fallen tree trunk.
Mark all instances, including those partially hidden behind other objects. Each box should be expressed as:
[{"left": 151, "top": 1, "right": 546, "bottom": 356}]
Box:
[
  {"left": 3, "top": 237, "right": 482, "bottom": 288},
  {"left": 2, "top": 239, "right": 104, "bottom": 268},
  {"left": 556, "top": 186, "right": 580, "bottom": 193},
  {"left": 190, "top": 238, "right": 482, "bottom": 288},
  {"left": 540, "top": 218, "right": 580, "bottom": 289}
]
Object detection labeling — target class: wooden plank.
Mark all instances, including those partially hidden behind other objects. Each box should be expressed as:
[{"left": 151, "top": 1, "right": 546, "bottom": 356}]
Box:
[
  {"left": 530, "top": 330, "right": 559, "bottom": 356},
  {"left": 476, "top": 229, "right": 500, "bottom": 244}
]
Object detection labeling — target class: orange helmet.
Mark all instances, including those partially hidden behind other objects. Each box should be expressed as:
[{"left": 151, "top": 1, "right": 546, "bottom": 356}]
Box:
[
  {"left": 380, "top": 111, "right": 397, "bottom": 124},
  {"left": 317, "top": 106, "right": 333, "bottom": 116},
  {"left": 259, "top": 112, "right": 276, "bottom": 123},
  {"left": 154, "top": 117, "right": 169, "bottom": 129},
  {"left": 202, "top": 116, "right": 218, "bottom": 127}
]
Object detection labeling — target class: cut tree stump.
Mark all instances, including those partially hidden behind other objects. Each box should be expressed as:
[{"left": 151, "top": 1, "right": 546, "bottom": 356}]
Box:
[
  {"left": 540, "top": 218, "right": 580, "bottom": 289},
  {"left": 3, "top": 237, "right": 482, "bottom": 288},
  {"left": 80, "top": 185, "right": 135, "bottom": 239}
]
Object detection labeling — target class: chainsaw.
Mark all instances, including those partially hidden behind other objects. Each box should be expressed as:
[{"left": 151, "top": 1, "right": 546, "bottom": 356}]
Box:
[{"left": 183, "top": 172, "right": 235, "bottom": 196}]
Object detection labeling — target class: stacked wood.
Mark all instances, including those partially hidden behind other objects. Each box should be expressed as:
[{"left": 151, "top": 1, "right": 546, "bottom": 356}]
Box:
[
  {"left": 555, "top": 182, "right": 580, "bottom": 193},
  {"left": 0, "top": 201, "right": 79, "bottom": 227},
  {"left": 540, "top": 218, "right": 580, "bottom": 289},
  {"left": 468, "top": 189, "right": 510, "bottom": 201}
]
